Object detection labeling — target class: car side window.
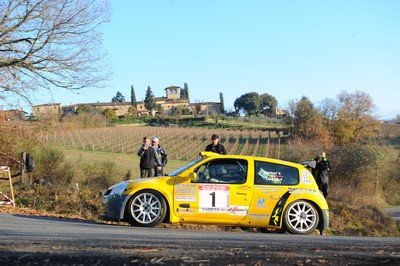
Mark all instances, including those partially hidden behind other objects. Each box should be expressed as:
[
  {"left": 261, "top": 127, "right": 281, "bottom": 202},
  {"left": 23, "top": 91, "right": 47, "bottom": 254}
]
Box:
[
  {"left": 194, "top": 159, "right": 248, "bottom": 184},
  {"left": 254, "top": 161, "right": 299, "bottom": 185}
]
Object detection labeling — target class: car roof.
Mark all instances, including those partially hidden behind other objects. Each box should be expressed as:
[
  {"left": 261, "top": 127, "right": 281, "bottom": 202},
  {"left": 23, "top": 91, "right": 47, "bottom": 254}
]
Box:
[{"left": 199, "top": 151, "right": 304, "bottom": 169}]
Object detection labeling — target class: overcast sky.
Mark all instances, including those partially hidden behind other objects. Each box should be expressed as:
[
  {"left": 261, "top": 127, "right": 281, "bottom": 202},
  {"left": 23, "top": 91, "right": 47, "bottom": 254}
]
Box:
[{"left": 27, "top": 1, "right": 400, "bottom": 119}]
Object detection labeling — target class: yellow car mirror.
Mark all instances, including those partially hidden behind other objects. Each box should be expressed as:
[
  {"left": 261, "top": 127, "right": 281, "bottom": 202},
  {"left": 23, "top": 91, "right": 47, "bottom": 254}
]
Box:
[{"left": 187, "top": 172, "right": 197, "bottom": 181}]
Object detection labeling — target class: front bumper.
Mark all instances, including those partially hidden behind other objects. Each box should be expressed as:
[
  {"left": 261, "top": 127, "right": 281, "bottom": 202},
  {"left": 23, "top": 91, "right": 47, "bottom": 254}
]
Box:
[
  {"left": 102, "top": 193, "right": 129, "bottom": 221},
  {"left": 101, "top": 181, "right": 131, "bottom": 222}
]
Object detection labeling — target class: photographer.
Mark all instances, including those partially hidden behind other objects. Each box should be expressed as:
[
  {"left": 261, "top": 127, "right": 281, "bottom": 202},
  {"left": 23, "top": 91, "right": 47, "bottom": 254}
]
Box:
[{"left": 312, "top": 151, "right": 331, "bottom": 198}]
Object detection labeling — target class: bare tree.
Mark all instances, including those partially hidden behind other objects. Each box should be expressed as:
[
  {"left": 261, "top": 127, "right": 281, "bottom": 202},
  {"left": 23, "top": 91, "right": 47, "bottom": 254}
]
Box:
[{"left": 0, "top": 0, "right": 110, "bottom": 103}]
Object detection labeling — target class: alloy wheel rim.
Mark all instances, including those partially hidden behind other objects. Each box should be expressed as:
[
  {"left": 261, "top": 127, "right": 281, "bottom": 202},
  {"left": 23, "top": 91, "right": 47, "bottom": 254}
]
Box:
[
  {"left": 131, "top": 193, "right": 161, "bottom": 224},
  {"left": 287, "top": 201, "right": 317, "bottom": 232}
]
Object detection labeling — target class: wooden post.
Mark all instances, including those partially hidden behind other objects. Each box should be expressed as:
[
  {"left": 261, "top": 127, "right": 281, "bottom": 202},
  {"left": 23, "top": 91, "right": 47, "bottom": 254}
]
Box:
[
  {"left": 277, "top": 131, "right": 281, "bottom": 159},
  {"left": 0, "top": 166, "right": 15, "bottom": 207},
  {"left": 266, "top": 131, "right": 271, "bottom": 158},
  {"left": 20, "top": 152, "right": 26, "bottom": 184},
  {"left": 7, "top": 167, "right": 15, "bottom": 206}
]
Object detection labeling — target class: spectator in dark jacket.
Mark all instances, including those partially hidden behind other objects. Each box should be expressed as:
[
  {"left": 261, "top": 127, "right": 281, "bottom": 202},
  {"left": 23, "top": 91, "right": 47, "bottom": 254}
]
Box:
[
  {"left": 312, "top": 151, "right": 331, "bottom": 198},
  {"left": 205, "top": 134, "right": 227, "bottom": 154},
  {"left": 137, "top": 137, "right": 161, "bottom": 178},
  {"left": 152, "top": 137, "right": 167, "bottom": 176}
]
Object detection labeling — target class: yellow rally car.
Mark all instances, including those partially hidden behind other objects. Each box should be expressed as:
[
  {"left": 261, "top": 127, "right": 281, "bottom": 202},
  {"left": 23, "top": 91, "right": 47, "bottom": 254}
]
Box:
[{"left": 102, "top": 152, "right": 329, "bottom": 235}]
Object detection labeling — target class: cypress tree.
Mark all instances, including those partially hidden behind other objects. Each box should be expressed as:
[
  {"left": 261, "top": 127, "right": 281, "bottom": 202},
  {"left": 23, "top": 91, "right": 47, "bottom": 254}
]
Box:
[
  {"left": 180, "top": 87, "right": 186, "bottom": 99},
  {"left": 183, "top": 83, "right": 190, "bottom": 103},
  {"left": 219, "top": 92, "right": 225, "bottom": 114},
  {"left": 144, "top": 86, "right": 156, "bottom": 113},
  {"left": 112, "top": 91, "right": 125, "bottom": 102},
  {"left": 131, "top": 85, "right": 137, "bottom": 107}
]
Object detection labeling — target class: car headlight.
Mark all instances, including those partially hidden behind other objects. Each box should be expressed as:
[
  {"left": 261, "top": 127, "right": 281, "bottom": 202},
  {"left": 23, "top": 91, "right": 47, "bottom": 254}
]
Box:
[{"left": 104, "top": 181, "right": 129, "bottom": 196}]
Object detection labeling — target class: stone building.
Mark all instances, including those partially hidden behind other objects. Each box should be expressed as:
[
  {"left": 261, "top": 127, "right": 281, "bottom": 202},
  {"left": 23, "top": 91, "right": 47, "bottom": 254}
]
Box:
[
  {"left": 33, "top": 85, "right": 222, "bottom": 118},
  {"left": 32, "top": 103, "right": 61, "bottom": 118},
  {"left": 136, "top": 86, "right": 192, "bottom": 117},
  {"left": 62, "top": 102, "right": 132, "bottom": 117},
  {"left": 190, "top": 102, "right": 222, "bottom": 116}
]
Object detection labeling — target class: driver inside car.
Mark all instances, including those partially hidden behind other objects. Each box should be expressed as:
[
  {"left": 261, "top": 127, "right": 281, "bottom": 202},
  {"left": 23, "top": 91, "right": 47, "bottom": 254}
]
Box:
[
  {"left": 207, "top": 164, "right": 224, "bottom": 182},
  {"left": 220, "top": 164, "right": 245, "bottom": 183}
]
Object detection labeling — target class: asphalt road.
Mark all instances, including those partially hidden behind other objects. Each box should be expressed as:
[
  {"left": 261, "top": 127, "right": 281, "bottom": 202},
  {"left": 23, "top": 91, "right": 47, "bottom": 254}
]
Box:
[{"left": 0, "top": 214, "right": 399, "bottom": 265}]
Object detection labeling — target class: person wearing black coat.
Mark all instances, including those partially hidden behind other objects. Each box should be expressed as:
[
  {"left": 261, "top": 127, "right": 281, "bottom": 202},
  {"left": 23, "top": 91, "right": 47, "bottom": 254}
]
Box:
[
  {"left": 205, "top": 134, "right": 227, "bottom": 155},
  {"left": 312, "top": 152, "right": 331, "bottom": 198},
  {"left": 152, "top": 137, "right": 168, "bottom": 176},
  {"left": 137, "top": 137, "right": 162, "bottom": 178}
]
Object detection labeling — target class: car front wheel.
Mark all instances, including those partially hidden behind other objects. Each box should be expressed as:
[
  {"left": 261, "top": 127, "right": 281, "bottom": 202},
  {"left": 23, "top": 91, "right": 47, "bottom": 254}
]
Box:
[
  {"left": 127, "top": 190, "right": 167, "bottom": 227},
  {"left": 284, "top": 200, "right": 319, "bottom": 235}
]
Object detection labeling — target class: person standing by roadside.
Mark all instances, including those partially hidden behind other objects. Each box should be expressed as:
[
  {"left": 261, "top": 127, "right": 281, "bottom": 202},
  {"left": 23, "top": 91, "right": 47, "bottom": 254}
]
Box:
[
  {"left": 312, "top": 151, "right": 331, "bottom": 199},
  {"left": 137, "top": 137, "right": 160, "bottom": 178},
  {"left": 205, "top": 134, "right": 227, "bottom": 154},
  {"left": 152, "top": 137, "right": 168, "bottom": 176}
]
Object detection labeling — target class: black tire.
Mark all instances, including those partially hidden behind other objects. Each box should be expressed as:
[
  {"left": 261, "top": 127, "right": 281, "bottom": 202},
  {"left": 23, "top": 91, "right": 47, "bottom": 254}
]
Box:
[
  {"left": 283, "top": 200, "right": 319, "bottom": 235},
  {"left": 127, "top": 190, "right": 167, "bottom": 227}
]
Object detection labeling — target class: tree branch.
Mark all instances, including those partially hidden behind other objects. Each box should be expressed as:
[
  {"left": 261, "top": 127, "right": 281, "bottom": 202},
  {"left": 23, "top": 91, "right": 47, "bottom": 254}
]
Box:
[{"left": 0, "top": 0, "right": 110, "bottom": 104}]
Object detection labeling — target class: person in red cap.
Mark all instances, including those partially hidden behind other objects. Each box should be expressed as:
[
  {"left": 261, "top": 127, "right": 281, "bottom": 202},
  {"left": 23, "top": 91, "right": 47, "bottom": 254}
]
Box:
[{"left": 205, "top": 134, "right": 226, "bottom": 154}]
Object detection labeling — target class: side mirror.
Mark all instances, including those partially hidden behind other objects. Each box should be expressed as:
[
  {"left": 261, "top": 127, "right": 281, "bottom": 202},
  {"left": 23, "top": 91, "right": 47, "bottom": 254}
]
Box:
[{"left": 187, "top": 172, "right": 197, "bottom": 181}]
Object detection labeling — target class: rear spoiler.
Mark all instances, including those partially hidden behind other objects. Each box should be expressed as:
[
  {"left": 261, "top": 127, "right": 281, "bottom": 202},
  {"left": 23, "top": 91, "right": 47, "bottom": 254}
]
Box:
[{"left": 300, "top": 160, "right": 316, "bottom": 169}]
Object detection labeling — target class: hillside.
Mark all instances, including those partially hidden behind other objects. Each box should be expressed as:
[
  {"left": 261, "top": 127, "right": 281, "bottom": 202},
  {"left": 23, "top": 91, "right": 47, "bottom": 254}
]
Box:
[{"left": 46, "top": 125, "right": 286, "bottom": 161}]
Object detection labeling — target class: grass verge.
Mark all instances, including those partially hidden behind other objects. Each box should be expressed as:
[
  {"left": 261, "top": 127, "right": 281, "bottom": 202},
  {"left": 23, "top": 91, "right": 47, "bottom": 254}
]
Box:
[{"left": 62, "top": 146, "right": 188, "bottom": 179}]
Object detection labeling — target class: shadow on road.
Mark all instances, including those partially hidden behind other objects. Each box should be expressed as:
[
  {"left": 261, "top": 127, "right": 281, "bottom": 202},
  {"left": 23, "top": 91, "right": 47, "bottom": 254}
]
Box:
[
  {"left": 10, "top": 213, "right": 134, "bottom": 228},
  {"left": 12, "top": 214, "right": 99, "bottom": 224}
]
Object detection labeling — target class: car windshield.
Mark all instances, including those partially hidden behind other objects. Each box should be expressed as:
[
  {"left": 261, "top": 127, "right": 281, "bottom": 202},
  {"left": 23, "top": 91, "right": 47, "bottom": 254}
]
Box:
[{"left": 168, "top": 156, "right": 204, "bottom": 176}]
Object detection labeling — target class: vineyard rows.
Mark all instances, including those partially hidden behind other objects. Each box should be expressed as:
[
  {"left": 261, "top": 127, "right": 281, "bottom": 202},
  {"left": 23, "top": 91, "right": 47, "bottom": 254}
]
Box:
[{"left": 46, "top": 126, "right": 284, "bottom": 160}]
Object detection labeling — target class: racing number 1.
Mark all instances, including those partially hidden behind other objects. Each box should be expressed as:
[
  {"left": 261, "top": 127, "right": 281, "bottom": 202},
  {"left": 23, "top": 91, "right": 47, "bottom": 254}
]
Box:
[
  {"left": 199, "top": 184, "right": 229, "bottom": 213},
  {"left": 209, "top": 192, "right": 216, "bottom": 207}
]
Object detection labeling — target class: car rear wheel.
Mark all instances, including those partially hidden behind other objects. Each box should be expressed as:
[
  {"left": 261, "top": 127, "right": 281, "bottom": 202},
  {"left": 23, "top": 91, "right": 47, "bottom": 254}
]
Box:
[
  {"left": 127, "top": 190, "right": 167, "bottom": 227},
  {"left": 284, "top": 200, "right": 319, "bottom": 235}
]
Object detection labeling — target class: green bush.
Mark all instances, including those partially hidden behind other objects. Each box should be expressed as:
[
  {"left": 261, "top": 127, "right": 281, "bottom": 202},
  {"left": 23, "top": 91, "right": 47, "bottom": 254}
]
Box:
[
  {"left": 379, "top": 149, "right": 400, "bottom": 205},
  {"left": 80, "top": 161, "right": 120, "bottom": 192},
  {"left": 282, "top": 141, "right": 385, "bottom": 192},
  {"left": 32, "top": 146, "right": 74, "bottom": 191},
  {"left": 329, "top": 144, "right": 382, "bottom": 189},
  {"left": 13, "top": 145, "right": 123, "bottom": 219},
  {"left": 15, "top": 185, "right": 103, "bottom": 220}
]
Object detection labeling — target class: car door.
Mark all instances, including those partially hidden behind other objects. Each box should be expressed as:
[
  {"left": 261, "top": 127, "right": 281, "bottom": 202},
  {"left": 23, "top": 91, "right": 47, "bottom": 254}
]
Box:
[
  {"left": 248, "top": 160, "right": 300, "bottom": 227},
  {"left": 191, "top": 158, "right": 253, "bottom": 221}
]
